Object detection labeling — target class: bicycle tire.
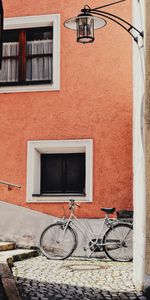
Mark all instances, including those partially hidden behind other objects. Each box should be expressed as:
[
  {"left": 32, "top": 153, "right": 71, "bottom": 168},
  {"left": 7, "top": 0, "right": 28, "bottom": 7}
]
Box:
[
  {"left": 40, "top": 222, "right": 77, "bottom": 260},
  {"left": 103, "top": 223, "right": 133, "bottom": 262}
]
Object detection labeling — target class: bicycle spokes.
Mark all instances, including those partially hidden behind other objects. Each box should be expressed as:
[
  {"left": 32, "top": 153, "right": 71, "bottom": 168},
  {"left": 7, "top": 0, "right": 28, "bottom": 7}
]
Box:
[{"left": 104, "top": 224, "right": 133, "bottom": 262}]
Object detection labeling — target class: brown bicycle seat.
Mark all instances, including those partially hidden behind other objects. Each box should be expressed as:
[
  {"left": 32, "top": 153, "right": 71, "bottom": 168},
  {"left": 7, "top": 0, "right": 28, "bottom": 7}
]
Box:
[{"left": 101, "top": 207, "right": 116, "bottom": 214}]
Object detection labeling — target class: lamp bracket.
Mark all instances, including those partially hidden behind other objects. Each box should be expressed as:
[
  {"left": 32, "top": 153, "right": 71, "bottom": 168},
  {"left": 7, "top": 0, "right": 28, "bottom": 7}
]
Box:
[
  {"left": 81, "top": 2, "right": 144, "bottom": 43},
  {"left": 83, "top": 0, "right": 126, "bottom": 11}
]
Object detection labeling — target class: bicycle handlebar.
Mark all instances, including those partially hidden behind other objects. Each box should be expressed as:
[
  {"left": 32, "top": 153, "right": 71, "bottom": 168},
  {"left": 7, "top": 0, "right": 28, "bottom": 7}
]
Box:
[{"left": 69, "top": 199, "right": 80, "bottom": 209}]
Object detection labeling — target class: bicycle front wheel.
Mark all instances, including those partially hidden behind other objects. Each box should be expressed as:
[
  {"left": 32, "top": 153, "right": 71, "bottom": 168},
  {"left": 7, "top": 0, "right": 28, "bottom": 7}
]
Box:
[
  {"left": 40, "top": 222, "right": 77, "bottom": 260},
  {"left": 103, "top": 223, "right": 133, "bottom": 262}
]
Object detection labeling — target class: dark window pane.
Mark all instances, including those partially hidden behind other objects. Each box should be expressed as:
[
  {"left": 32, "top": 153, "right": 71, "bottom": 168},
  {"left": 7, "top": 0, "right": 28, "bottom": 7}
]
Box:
[
  {"left": 0, "top": 30, "right": 19, "bottom": 83},
  {"left": 41, "top": 154, "right": 64, "bottom": 193},
  {"left": 66, "top": 154, "right": 85, "bottom": 193},
  {"left": 3, "top": 29, "right": 19, "bottom": 42},
  {"left": 26, "top": 27, "right": 53, "bottom": 41},
  {"left": 41, "top": 153, "right": 85, "bottom": 195},
  {"left": 26, "top": 27, "right": 53, "bottom": 82}
]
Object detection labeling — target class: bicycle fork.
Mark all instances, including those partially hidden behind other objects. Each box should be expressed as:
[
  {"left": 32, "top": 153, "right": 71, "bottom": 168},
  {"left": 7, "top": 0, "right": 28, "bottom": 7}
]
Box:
[{"left": 56, "top": 219, "right": 71, "bottom": 244}]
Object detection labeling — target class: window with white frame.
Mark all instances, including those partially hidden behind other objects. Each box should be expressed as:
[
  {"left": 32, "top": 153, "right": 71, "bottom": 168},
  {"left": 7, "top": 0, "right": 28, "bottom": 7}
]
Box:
[
  {"left": 0, "top": 14, "right": 60, "bottom": 93},
  {"left": 26, "top": 140, "right": 93, "bottom": 202}
]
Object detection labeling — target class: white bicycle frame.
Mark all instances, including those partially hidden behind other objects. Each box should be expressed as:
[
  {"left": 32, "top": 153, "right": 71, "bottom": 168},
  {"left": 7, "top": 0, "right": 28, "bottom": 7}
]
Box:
[{"left": 60, "top": 210, "right": 114, "bottom": 251}]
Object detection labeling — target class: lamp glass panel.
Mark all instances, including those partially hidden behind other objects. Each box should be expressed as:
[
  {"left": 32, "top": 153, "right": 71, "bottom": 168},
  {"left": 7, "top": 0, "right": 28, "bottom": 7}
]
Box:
[{"left": 77, "top": 16, "right": 94, "bottom": 43}]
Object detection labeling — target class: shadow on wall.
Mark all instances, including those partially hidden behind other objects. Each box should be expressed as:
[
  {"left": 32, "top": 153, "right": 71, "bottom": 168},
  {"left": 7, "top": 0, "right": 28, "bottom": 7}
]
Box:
[{"left": 0, "top": 201, "right": 58, "bottom": 248}]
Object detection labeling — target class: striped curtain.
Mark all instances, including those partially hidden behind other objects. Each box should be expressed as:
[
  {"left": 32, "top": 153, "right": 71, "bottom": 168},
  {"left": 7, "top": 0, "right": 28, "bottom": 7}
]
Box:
[
  {"left": 0, "top": 42, "right": 19, "bottom": 82},
  {"left": 0, "top": 39, "right": 53, "bottom": 82},
  {"left": 26, "top": 39, "right": 53, "bottom": 81}
]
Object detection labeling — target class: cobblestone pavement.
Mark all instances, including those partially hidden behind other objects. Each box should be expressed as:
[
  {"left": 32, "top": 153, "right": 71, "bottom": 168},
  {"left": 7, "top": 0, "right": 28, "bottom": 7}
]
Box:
[{"left": 12, "top": 256, "right": 147, "bottom": 300}]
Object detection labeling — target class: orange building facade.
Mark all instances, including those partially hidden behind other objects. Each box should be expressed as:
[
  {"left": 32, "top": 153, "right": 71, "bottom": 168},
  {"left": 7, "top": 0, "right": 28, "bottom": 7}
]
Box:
[{"left": 0, "top": 0, "right": 132, "bottom": 218}]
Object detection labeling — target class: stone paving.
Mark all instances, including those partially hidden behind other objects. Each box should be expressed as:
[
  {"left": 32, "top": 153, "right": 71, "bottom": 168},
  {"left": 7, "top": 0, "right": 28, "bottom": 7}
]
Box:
[{"left": 12, "top": 256, "right": 147, "bottom": 300}]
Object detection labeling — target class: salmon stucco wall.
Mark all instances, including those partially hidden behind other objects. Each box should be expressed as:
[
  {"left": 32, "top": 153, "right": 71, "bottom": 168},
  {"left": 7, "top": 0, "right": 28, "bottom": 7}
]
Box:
[{"left": 0, "top": 0, "right": 132, "bottom": 218}]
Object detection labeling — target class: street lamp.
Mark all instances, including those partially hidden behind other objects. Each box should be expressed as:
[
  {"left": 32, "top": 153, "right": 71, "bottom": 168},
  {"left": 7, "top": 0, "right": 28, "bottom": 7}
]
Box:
[{"left": 64, "top": 0, "right": 144, "bottom": 44}]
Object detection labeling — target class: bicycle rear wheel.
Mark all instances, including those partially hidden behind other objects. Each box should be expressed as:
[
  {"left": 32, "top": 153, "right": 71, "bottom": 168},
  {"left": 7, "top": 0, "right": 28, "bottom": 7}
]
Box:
[
  {"left": 103, "top": 223, "right": 133, "bottom": 262},
  {"left": 40, "top": 222, "right": 77, "bottom": 260}
]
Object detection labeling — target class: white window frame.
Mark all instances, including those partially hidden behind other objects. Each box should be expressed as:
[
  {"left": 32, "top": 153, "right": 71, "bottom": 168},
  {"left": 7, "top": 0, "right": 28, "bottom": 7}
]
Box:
[
  {"left": 0, "top": 14, "right": 60, "bottom": 93},
  {"left": 26, "top": 139, "right": 93, "bottom": 203}
]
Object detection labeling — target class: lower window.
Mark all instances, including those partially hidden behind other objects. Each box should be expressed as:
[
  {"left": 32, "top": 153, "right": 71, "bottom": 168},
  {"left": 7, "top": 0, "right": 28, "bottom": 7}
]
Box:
[
  {"left": 41, "top": 153, "right": 85, "bottom": 195},
  {"left": 26, "top": 139, "right": 93, "bottom": 202}
]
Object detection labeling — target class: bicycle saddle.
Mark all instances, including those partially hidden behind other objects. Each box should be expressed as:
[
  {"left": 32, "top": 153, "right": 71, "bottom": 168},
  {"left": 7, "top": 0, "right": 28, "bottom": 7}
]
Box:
[{"left": 101, "top": 207, "right": 116, "bottom": 214}]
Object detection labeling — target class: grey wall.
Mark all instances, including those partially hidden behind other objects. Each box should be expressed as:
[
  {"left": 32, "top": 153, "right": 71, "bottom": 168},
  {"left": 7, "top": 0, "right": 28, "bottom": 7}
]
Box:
[
  {"left": 0, "top": 201, "right": 107, "bottom": 258},
  {"left": 0, "top": 201, "right": 58, "bottom": 248}
]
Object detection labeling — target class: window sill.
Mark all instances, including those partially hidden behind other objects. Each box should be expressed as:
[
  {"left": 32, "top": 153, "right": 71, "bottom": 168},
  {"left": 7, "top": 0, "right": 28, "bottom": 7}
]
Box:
[
  {"left": 32, "top": 193, "right": 86, "bottom": 197},
  {"left": 0, "top": 82, "right": 60, "bottom": 93},
  {"left": 27, "top": 193, "right": 90, "bottom": 203}
]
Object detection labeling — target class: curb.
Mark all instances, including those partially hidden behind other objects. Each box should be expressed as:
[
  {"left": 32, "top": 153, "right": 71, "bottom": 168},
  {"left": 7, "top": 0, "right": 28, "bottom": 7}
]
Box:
[
  {"left": 0, "top": 262, "right": 21, "bottom": 300},
  {"left": 0, "top": 249, "right": 39, "bottom": 300}
]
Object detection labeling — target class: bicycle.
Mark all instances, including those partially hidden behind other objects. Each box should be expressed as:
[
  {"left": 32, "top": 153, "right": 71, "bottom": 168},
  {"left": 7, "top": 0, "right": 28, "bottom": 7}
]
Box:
[{"left": 39, "top": 199, "right": 133, "bottom": 262}]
